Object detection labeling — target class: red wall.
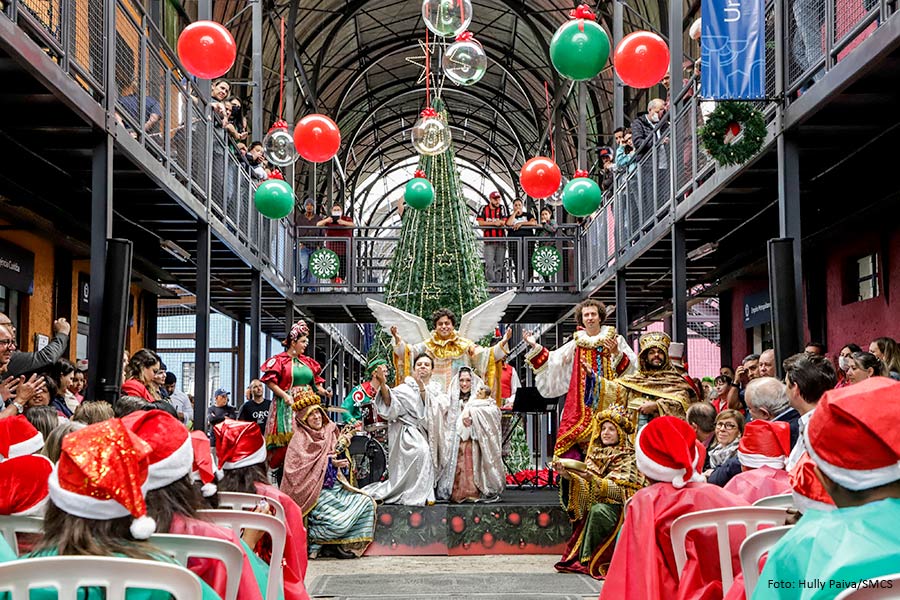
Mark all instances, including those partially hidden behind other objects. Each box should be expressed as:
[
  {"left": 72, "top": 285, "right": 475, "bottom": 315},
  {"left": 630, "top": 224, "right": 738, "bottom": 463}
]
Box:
[
  {"left": 728, "top": 279, "right": 767, "bottom": 367},
  {"left": 823, "top": 230, "right": 900, "bottom": 351}
]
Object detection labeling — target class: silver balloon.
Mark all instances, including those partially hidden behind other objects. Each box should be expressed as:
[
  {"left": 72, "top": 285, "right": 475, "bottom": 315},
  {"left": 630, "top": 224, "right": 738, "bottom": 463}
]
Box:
[
  {"left": 263, "top": 127, "right": 297, "bottom": 167},
  {"left": 422, "top": 0, "right": 473, "bottom": 37},
  {"left": 546, "top": 175, "right": 568, "bottom": 207},
  {"left": 411, "top": 113, "right": 452, "bottom": 156},
  {"left": 442, "top": 38, "right": 487, "bottom": 86}
]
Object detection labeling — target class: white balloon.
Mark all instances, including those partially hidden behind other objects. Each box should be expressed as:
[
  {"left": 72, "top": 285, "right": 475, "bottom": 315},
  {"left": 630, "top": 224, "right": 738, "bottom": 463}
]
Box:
[
  {"left": 442, "top": 38, "right": 487, "bottom": 86},
  {"left": 411, "top": 113, "right": 452, "bottom": 156},
  {"left": 422, "top": 0, "right": 473, "bottom": 37},
  {"left": 263, "top": 127, "right": 298, "bottom": 167}
]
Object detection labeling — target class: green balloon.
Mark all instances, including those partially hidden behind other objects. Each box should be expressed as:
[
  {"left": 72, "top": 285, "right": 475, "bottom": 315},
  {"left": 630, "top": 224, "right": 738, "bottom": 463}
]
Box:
[
  {"left": 404, "top": 178, "right": 435, "bottom": 210},
  {"left": 254, "top": 179, "right": 295, "bottom": 219},
  {"left": 562, "top": 177, "right": 602, "bottom": 217},
  {"left": 549, "top": 20, "right": 610, "bottom": 81}
]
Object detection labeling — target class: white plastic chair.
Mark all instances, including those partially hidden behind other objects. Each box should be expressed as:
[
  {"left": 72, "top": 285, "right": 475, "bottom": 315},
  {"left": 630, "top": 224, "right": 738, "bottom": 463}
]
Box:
[
  {"left": 150, "top": 533, "right": 244, "bottom": 600},
  {"left": 215, "top": 491, "right": 287, "bottom": 523},
  {"left": 739, "top": 525, "right": 793, "bottom": 597},
  {"left": 198, "top": 509, "right": 286, "bottom": 600},
  {"left": 752, "top": 493, "right": 794, "bottom": 509},
  {"left": 0, "top": 555, "right": 201, "bottom": 599},
  {"left": 671, "top": 506, "right": 789, "bottom": 594},
  {"left": 835, "top": 573, "right": 900, "bottom": 599},
  {"left": 0, "top": 515, "right": 43, "bottom": 556}
]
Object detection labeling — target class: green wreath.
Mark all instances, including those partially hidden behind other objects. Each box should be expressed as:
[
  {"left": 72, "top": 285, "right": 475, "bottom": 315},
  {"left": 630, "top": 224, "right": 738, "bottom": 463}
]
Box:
[
  {"left": 309, "top": 248, "right": 340, "bottom": 279},
  {"left": 699, "top": 101, "right": 766, "bottom": 167}
]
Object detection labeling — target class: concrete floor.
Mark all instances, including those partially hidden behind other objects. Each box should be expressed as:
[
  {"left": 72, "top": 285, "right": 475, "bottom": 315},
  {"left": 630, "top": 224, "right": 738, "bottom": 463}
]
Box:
[{"left": 305, "top": 555, "right": 602, "bottom": 599}]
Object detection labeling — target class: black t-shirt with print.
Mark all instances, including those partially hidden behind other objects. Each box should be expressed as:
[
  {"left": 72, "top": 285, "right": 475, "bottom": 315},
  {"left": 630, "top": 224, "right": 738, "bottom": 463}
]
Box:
[{"left": 238, "top": 398, "right": 271, "bottom": 435}]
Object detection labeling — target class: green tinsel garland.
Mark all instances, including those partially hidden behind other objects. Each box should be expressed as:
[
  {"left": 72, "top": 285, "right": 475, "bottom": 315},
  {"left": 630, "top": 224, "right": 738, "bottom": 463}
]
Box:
[{"left": 699, "top": 101, "right": 766, "bottom": 167}]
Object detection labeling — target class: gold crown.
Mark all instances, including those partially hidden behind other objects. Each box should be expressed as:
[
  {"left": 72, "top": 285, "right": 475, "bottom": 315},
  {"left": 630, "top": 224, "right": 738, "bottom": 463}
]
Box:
[
  {"left": 639, "top": 331, "right": 671, "bottom": 354},
  {"left": 290, "top": 388, "right": 322, "bottom": 411},
  {"left": 596, "top": 404, "right": 635, "bottom": 435}
]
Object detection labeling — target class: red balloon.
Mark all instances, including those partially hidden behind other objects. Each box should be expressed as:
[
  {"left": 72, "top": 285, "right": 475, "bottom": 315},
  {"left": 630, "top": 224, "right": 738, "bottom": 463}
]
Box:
[
  {"left": 520, "top": 157, "right": 562, "bottom": 199},
  {"left": 293, "top": 114, "right": 341, "bottom": 163},
  {"left": 177, "top": 21, "right": 236, "bottom": 79},
  {"left": 614, "top": 31, "right": 670, "bottom": 89}
]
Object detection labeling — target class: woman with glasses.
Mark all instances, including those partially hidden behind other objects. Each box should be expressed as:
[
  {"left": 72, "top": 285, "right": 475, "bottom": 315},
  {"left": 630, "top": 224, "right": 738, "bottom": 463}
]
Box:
[
  {"left": 121, "top": 349, "right": 162, "bottom": 402},
  {"left": 702, "top": 409, "right": 744, "bottom": 483}
]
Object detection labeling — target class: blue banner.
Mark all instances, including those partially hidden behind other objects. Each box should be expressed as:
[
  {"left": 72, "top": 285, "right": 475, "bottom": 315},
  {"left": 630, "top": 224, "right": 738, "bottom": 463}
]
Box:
[{"left": 701, "top": 0, "right": 766, "bottom": 99}]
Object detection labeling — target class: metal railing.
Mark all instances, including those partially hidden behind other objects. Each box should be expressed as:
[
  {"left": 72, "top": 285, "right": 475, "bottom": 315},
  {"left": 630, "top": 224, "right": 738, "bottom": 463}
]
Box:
[
  {"left": 580, "top": 0, "right": 895, "bottom": 289},
  {"left": 2, "top": 0, "right": 294, "bottom": 285},
  {"left": 294, "top": 225, "right": 582, "bottom": 294}
]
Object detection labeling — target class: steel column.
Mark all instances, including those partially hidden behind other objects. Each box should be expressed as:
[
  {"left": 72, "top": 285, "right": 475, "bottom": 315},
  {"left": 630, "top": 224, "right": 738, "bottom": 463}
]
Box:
[
  {"left": 86, "top": 135, "right": 113, "bottom": 403},
  {"left": 615, "top": 269, "right": 629, "bottom": 335},
  {"left": 250, "top": 269, "right": 262, "bottom": 381},
  {"left": 251, "top": 0, "right": 264, "bottom": 137},
  {"left": 613, "top": 0, "right": 624, "bottom": 130},
  {"left": 772, "top": 132, "right": 804, "bottom": 357},
  {"left": 671, "top": 222, "right": 688, "bottom": 346},
  {"left": 194, "top": 222, "right": 211, "bottom": 430}
]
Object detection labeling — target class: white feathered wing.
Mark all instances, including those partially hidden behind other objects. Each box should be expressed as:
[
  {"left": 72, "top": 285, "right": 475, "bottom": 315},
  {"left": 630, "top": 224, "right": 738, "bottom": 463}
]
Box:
[
  {"left": 365, "top": 298, "right": 431, "bottom": 345},
  {"left": 458, "top": 290, "right": 517, "bottom": 341}
]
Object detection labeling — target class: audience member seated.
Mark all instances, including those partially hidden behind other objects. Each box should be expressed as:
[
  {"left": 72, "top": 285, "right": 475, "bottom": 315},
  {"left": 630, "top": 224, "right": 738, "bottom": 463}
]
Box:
[
  {"left": 0, "top": 315, "right": 70, "bottom": 379},
  {"left": 0, "top": 454, "right": 53, "bottom": 517},
  {"left": 835, "top": 343, "right": 861, "bottom": 388},
  {"left": 41, "top": 421, "right": 84, "bottom": 463},
  {"left": 686, "top": 402, "right": 716, "bottom": 454},
  {"left": 9, "top": 419, "right": 218, "bottom": 599},
  {"left": 215, "top": 418, "right": 310, "bottom": 600},
  {"left": 869, "top": 337, "right": 900, "bottom": 380},
  {"left": 600, "top": 416, "right": 744, "bottom": 600},
  {"left": 115, "top": 395, "right": 151, "bottom": 418},
  {"left": 0, "top": 373, "right": 46, "bottom": 420},
  {"left": 789, "top": 452, "right": 835, "bottom": 514},
  {"left": 282, "top": 401, "right": 376, "bottom": 559},
  {"left": 756, "top": 378, "right": 900, "bottom": 599},
  {"left": 846, "top": 351, "right": 884, "bottom": 384},
  {"left": 71, "top": 400, "right": 114, "bottom": 425},
  {"left": 0, "top": 414, "right": 44, "bottom": 459},
  {"left": 745, "top": 377, "right": 800, "bottom": 446},
  {"left": 710, "top": 375, "right": 739, "bottom": 413},
  {"left": 554, "top": 405, "right": 647, "bottom": 579},
  {"left": 703, "top": 409, "right": 744, "bottom": 485},
  {"left": 723, "top": 420, "right": 792, "bottom": 504},
  {"left": 122, "top": 411, "right": 267, "bottom": 600},
  {"left": 121, "top": 349, "right": 162, "bottom": 402},
  {"left": 47, "top": 360, "right": 78, "bottom": 415},
  {"left": 782, "top": 353, "right": 836, "bottom": 470}
]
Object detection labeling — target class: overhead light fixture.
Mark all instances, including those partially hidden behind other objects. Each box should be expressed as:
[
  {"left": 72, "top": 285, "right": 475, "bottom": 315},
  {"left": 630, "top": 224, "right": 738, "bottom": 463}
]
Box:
[
  {"left": 687, "top": 242, "right": 718, "bottom": 262},
  {"left": 160, "top": 239, "right": 191, "bottom": 263}
]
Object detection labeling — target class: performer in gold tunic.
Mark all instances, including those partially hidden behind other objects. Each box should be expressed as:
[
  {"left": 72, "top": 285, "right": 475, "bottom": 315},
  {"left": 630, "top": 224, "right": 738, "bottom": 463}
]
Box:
[{"left": 615, "top": 331, "right": 697, "bottom": 422}]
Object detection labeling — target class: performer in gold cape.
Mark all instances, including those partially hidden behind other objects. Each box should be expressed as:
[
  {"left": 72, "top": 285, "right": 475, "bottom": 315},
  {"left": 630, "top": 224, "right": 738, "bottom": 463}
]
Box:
[{"left": 615, "top": 331, "right": 697, "bottom": 422}]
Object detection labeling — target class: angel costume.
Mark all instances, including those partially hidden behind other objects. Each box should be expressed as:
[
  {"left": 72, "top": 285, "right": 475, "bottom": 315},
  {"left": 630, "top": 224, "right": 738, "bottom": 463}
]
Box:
[
  {"left": 366, "top": 292, "right": 516, "bottom": 399},
  {"left": 362, "top": 377, "right": 439, "bottom": 506},
  {"left": 433, "top": 369, "right": 505, "bottom": 502},
  {"left": 526, "top": 325, "right": 637, "bottom": 458}
]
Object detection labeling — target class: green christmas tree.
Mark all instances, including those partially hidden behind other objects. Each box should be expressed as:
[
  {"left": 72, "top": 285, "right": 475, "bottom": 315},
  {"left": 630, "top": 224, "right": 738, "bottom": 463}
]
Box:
[{"left": 385, "top": 98, "right": 488, "bottom": 317}]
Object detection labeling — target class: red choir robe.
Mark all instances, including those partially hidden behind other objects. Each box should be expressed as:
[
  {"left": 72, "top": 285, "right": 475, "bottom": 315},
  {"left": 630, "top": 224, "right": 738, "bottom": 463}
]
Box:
[
  {"left": 599, "top": 482, "right": 746, "bottom": 600},
  {"left": 723, "top": 466, "right": 792, "bottom": 505},
  {"left": 255, "top": 482, "right": 310, "bottom": 600},
  {"left": 170, "top": 513, "right": 264, "bottom": 600}
]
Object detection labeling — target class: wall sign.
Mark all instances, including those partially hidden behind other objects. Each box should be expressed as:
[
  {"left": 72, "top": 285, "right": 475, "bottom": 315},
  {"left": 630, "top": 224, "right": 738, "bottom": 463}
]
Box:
[
  {"left": 78, "top": 274, "right": 90, "bottom": 313},
  {"left": 743, "top": 290, "right": 771, "bottom": 328},
  {"left": 0, "top": 239, "right": 35, "bottom": 294}
]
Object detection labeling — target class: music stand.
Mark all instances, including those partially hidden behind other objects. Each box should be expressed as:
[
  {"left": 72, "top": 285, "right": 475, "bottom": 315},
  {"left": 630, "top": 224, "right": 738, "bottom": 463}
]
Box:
[{"left": 508, "top": 387, "right": 559, "bottom": 489}]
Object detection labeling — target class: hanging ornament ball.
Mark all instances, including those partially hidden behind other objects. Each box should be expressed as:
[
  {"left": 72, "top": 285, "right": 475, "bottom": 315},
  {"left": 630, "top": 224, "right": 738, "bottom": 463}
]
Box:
[
  {"left": 422, "top": 0, "right": 473, "bottom": 37},
  {"left": 520, "top": 157, "right": 562, "bottom": 199},
  {"left": 689, "top": 18, "right": 702, "bottom": 41},
  {"left": 177, "top": 21, "right": 236, "bottom": 79},
  {"left": 263, "top": 120, "right": 297, "bottom": 167},
  {"left": 549, "top": 5, "right": 610, "bottom": 81},
  {"left": 404, "top": 171, "right": 435, "bottom": 210},
  {"left": 293, "top": 114, "right": 341, "bottom": 163},
  {"left": 561, "top": 171, "right": 602, "bottom": 217},
  {"left": 442, "top": 32, "right": 487, "bottom": 86},
  {"left": 546, "top": 175, "right": 568, "bottom": 207},
  {"left": 254, "top": 179, "right": 294, "bottom": 220},
  {"left": 614, "top": 31, "right": 670, "bottom": 89},
  {"left": 411, "top": 109, "right": 451, "bottom": 156}
]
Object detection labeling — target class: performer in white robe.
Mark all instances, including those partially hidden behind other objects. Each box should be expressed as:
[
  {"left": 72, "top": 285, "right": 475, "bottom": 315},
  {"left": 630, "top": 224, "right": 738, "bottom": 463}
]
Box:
[
  {"left": 524, "top": 300, "right": 637, "bottom": 460},
  {"left": 434, "top": 368, "right": 504, "bottom": 501},
  {"left": 362, "top": 353, "right": 439, "bottom": 506}
]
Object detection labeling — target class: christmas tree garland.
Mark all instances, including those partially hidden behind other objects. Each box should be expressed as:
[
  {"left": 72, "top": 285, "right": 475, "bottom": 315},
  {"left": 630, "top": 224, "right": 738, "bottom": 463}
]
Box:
[{"left": 699, "top": 101, "right": 766, "bottom": 167}]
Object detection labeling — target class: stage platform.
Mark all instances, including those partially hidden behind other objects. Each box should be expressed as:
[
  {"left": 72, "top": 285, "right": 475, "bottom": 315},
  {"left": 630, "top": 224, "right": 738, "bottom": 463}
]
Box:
[{"left": 363, "top": 488, "right": 570, "bottom": 556}]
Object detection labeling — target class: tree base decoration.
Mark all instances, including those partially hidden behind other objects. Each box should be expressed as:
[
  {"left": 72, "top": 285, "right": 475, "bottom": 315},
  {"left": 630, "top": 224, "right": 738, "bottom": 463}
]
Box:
[{"left": 699, "top": 101, "right": 766, "bottom": 167}]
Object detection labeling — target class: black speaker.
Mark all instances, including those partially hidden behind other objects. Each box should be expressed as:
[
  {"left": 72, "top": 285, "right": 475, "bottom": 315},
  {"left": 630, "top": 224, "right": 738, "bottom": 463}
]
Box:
[
  {"left": 768, "top": 238, "right": 802, "bottom": 373},
  {"left": 92, "top": 238, "right": 133, "bottom": 404}
]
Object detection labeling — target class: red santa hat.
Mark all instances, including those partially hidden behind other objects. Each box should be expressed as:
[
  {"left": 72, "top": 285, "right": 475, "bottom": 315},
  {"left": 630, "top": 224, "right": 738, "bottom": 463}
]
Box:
[
  {"left": 48, "top": 419, "right": 157, "bottom": 539},
  {"left": 738, "top": 420, "right": 792, "bottom": 469},
  {"left": 0, "top": 454, "right": 53, "bottom": 516},
  {"left": 635, "top": 416, "right": 707, "bottom": 488},
  {"left": 806, "top": 377, "right": 900, "bottom": 491},
  {"left": 122, "top": 410, "right": 193, "bottom": 491},
  {"left": 190, "top": 430, "right": 221, "bottom": 497},
  {"left": 214, "top": 419, "right": 266, "bottom": 470},
  {"left": 0, "top": 415, "right": 44, "bottom": 460},
  {"left": 790, "top": 452, "right": 836, "bottom": 513}
]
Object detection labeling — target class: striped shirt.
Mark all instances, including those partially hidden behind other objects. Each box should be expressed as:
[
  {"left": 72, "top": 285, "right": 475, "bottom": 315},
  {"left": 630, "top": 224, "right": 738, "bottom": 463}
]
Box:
[{"left": 478, "top": 204, "right": 508, "bottom": 238}]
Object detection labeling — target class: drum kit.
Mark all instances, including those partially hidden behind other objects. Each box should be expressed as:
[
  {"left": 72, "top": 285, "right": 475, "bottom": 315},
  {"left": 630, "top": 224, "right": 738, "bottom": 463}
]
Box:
[{"left": 348, "top": 401, "right": 389, "bottom": 487}]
